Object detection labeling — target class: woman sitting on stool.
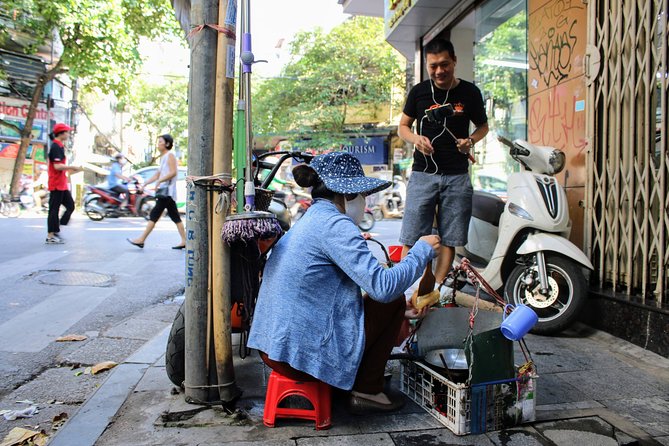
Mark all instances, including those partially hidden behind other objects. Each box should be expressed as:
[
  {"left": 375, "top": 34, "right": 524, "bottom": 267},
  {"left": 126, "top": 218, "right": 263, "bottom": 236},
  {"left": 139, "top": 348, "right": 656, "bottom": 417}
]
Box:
[{"left": 248, "top": 152, "right": 439, "bottom": 413}]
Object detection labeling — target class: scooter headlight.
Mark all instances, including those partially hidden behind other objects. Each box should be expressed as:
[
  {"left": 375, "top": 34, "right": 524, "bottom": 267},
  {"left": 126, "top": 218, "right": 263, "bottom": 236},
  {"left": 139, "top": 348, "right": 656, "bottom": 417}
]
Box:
[
  {"left": 549, "top": 150, "right": 566, "bottom": 174},
  {"left": 508, "top": 202, "right": 533, "bottom": 221}
]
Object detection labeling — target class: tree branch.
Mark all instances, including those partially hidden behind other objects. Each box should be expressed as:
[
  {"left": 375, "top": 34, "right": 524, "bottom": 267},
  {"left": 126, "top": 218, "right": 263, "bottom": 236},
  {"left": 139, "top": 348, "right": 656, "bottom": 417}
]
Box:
[
  {"left": 0, "top": 118, "right": 22, "bottom": 134},
  {"left": 77, "top": 105, "right": 122, "bottom": 153}
]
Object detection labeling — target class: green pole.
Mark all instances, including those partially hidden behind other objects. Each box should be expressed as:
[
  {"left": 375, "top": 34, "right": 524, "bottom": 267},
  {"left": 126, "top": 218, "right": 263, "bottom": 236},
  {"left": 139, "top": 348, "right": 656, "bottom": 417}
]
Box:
[{"left": 234, "top": 100, "right": 246, "bottom": 213}]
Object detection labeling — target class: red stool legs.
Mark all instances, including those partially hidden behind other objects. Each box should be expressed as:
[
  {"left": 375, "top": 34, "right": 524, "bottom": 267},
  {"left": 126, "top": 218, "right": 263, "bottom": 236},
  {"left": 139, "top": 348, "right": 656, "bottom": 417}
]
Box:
[{"left": 263, "top": 371, "right": 332, "bottom": 430}]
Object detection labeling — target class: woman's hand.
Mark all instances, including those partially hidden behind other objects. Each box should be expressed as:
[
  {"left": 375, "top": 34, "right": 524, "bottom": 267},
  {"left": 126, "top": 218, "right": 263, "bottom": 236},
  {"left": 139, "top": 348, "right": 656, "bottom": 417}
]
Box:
[
  {"left": 419, "top": 234, "right": 441, "bottom": 251},
  {"left": 405, "top": 297, "right": 429, "bottom": 319}
]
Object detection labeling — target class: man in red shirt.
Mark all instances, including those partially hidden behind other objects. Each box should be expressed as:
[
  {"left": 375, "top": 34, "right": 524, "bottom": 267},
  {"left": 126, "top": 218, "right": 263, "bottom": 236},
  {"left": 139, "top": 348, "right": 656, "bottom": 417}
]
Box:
[{"left": 46, "top": 123, "right": 83, "bottom": 244}]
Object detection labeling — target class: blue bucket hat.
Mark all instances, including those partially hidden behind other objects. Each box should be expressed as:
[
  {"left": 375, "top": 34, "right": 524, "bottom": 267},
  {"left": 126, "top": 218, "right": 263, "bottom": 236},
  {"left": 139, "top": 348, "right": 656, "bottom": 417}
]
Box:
[{"left": 295, "top": 152, "right": 391, "bottom": 196}]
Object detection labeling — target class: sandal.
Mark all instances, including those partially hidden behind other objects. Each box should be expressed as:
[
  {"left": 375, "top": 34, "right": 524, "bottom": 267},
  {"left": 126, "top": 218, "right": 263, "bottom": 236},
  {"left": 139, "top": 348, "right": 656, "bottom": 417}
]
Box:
[
  {"left": 127, "top": 238, "right": 144, "bottom": 249},
  {"left": 172, "top": 244, "right": 186, "bottom": 250}
]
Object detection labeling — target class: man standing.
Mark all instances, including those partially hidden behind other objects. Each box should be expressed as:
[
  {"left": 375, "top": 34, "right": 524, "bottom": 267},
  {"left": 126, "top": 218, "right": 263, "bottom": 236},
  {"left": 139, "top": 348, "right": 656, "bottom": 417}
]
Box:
[
  {"left": 46, "top": 123, "right": 82, "bottom": 244},
  {"left": 398, "top": 38, "right": 489, "bottom": 284}
]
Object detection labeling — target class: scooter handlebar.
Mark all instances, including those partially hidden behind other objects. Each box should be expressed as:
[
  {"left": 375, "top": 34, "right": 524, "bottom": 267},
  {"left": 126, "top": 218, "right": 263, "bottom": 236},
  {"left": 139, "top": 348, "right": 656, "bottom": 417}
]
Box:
[{"left": 497, "top": 135, "right": 514, "bottom": 148}]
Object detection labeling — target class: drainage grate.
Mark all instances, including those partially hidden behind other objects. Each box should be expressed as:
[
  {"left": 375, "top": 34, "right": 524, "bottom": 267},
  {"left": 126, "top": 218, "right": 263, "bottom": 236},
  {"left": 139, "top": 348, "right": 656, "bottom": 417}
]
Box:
[{"left": 33, "top": 270, "right": 115, "bottom": 287}]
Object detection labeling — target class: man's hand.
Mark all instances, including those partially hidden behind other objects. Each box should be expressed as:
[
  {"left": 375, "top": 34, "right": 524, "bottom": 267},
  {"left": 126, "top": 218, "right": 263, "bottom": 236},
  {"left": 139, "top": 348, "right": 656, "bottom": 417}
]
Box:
[
  {"left": 456, "top": 138, "right": 471, "bottom": 154},
  {"left": 414, "top": 135, "right": 434, "bottom": 156}
]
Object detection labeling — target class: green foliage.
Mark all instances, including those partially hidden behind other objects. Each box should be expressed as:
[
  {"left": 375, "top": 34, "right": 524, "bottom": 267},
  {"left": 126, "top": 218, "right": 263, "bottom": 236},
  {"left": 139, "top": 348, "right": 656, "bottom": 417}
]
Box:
[
  {"left": 252, "top": 16, "right": 404, "bottom": 149},
  {"left": 475, "top": 11, "right": 527, "bottom": 112},
  {"left": 124, "top": 77, "right": 188, "bottom": 157},
  {"left": 0, "top": 0, "right": 182, "bottom": 98}
]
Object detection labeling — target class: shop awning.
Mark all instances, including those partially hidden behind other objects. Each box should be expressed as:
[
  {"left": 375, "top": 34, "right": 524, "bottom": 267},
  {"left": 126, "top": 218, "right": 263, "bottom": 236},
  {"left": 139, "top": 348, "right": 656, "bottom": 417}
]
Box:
[{"left": 339, "top": 0, "right": 463, "bottom": 60}]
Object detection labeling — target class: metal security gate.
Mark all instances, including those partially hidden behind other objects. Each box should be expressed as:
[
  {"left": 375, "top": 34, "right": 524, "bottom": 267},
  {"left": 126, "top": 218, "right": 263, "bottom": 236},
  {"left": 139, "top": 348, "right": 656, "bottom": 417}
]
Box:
[{"left": 585, "top": 0, "right": 668, "bottom": 308}]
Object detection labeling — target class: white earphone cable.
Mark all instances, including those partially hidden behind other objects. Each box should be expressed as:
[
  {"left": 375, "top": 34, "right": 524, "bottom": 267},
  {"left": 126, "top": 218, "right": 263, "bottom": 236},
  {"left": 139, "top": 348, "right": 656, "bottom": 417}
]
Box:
[{"left": 419, "top": 78, "right": 456, "bottom": 175}]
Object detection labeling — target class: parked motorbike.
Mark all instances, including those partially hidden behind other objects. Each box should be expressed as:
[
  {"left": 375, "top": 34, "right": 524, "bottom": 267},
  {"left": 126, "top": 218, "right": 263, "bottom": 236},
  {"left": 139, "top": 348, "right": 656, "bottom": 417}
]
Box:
[
  {"left": 290, "top": 192, "right": 375, "bottom": 231},
  {"left": 17, "top": 183, "right": 49, "bottom": 213},
  {"left": 450, "top": 136, "right": 593, "bottom": 335},
  {"left": 83, "top": 176, "right": 155, "bottom": 221},
  {"left": 165, "top": 150, "right": 312, "bottom": 387},
  {"left": 380, "top": 175, "right": 406, "bottom": 218},
  {"left": 370, "top": 204, "right": 384, "bottom": 221},
  {"left": 0, "top": 190, "right": 20, "bottom": 218}
]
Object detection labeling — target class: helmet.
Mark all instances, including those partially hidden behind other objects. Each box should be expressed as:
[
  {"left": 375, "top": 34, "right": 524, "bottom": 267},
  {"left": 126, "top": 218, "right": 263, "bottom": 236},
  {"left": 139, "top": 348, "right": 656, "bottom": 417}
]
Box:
[{"left": 53, "top": 123, "right": 73, "bottom": 134}]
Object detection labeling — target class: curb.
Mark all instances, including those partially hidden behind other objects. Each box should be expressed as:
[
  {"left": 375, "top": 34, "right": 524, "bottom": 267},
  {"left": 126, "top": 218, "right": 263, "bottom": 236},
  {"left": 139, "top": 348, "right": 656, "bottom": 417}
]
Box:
[{"left": 48, "top": 325, "right": 170, "bottom": 446}]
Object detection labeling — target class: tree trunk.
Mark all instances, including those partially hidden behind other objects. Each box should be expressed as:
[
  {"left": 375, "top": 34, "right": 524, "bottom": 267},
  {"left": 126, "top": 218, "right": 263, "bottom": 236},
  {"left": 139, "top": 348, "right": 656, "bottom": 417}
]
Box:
[{"left": 9, "top": 63, "right": 63, "bottom": 198}]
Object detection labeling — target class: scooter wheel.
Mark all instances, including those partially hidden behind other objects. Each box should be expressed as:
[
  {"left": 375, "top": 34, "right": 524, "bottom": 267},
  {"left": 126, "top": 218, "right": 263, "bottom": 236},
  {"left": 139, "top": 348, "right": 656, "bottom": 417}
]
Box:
[
  {"left": 357, "top": 211, "right": 375, "bottom": 232},
  {"left": 504, "top": 254, "right": 587, "bottom": 335},
  {"left": 84, "top": 197, "right": 105, "bottom": 221},
  {"left": 139, "top": 197, "right": 156, "bottom": 220},
  {"left": 166, "top": 302, "right": 185, "bottom": 388}
]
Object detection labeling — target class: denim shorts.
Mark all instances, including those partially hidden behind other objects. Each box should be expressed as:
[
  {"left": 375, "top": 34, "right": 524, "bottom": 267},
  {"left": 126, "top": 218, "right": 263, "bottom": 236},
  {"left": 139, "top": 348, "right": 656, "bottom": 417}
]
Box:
[{"left": 399, "top": 171, "right": 473, "bottom": 247}]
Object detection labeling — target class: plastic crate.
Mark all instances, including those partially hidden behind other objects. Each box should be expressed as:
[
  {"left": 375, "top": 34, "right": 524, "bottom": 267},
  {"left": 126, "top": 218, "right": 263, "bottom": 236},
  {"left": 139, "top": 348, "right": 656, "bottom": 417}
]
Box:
[{"left": 399, "top": 360, "right": 537, "bottom": 435}]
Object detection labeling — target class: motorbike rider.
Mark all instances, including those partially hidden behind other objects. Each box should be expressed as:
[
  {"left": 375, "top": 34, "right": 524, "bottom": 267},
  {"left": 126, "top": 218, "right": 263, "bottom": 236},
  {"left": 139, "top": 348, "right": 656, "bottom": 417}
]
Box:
[{"left": 107, "top": 153, "right": 132, "bottom": 209}]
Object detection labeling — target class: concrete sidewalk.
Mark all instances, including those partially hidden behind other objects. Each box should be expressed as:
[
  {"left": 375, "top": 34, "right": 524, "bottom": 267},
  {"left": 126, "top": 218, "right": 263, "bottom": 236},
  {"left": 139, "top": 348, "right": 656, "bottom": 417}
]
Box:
[{"left": 46, "top": 319, "right": 669, "bottom": 446}]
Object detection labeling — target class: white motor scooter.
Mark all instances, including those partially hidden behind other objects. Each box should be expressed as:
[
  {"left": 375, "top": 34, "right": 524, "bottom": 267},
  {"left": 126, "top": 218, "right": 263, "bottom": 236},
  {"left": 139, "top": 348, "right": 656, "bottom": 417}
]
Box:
[{"left": 452, "top": 135, "right": 593, "bottom": 334}]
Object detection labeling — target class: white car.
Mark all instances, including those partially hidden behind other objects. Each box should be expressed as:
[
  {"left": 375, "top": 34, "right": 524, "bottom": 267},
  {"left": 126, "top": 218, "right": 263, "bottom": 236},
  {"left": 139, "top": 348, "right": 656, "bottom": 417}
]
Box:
[{"left": 133, "top": 166, "right": 187, "bottom": 213}]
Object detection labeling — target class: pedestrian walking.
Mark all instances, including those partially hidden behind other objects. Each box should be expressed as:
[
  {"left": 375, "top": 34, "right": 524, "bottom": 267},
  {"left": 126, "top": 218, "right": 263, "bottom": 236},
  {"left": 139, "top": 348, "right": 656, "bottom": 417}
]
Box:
[
  {"left": 398, "top": 38, "right": 489, "bottom": 283},
  {"left": 46, "top": 123, "right": 83, "bottom": 244},
  {"left": 127, "top": 134, "right": 186, "bottom": 249}
]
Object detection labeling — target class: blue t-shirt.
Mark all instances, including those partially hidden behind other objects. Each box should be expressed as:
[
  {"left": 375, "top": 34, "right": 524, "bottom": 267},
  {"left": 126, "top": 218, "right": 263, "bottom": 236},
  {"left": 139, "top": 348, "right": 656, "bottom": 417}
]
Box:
[{"left": 108, "top": 162, "right": 122, "bottom": 188}]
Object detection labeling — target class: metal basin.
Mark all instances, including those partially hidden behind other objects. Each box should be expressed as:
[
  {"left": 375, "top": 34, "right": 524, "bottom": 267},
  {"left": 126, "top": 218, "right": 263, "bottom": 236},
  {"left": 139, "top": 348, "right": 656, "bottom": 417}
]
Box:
[{"left": 424, "top": 348, "right": 468, "bottom": 370}]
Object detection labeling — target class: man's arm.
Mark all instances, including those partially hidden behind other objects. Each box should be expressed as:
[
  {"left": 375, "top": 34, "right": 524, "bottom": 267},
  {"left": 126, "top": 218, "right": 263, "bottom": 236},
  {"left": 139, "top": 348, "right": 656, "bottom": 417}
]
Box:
[
  {"left": 399, "top": 113, "right": 434, "bottom": 155},
  {"left": 52, "top": 163, "right": 82, "bottom": 173},
  {"left": 115, "top": 170, "right": 131, "bottom": 182},
  {"left": 456, "top": 121, "right": 489, "bottom": 155}
]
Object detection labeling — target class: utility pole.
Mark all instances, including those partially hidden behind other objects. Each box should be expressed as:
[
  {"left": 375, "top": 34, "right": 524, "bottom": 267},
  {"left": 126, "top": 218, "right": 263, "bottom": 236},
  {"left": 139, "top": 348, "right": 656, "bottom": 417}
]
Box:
[
  {"left": 184, "top": 0, "right": 218, "bottom": 404},
  {"left": 211, "top": 0, "right": 240, "bottom": 403}
]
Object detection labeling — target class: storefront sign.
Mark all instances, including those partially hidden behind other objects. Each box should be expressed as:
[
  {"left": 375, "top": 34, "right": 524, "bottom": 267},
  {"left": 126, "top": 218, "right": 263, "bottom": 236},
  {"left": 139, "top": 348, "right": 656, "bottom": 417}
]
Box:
[
  {"left": 387, "top": 0, "right": 413, "bottom": 30},
  {"left": 340, "top": 137, "right": 388, "bottom": 165},
  {"left": 0, "top": 97, "right": 50, "bottom": 142}
]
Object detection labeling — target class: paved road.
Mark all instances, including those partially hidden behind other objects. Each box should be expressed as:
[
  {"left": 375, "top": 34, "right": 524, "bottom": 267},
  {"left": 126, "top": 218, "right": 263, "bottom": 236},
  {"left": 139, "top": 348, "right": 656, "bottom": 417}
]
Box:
[{"left": 0, "top": 211, "right": 186, "bottom": 398}]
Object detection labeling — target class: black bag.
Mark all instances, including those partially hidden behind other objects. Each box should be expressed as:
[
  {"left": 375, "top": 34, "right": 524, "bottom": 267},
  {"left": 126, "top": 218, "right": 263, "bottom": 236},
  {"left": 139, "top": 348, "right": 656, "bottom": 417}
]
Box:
[{"left": 155, "top": 183, "right": 169, "bottom": 199}]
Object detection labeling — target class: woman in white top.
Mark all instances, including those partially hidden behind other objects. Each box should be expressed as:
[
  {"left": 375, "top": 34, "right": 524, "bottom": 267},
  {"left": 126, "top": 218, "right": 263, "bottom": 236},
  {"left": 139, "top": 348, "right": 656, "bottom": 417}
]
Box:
[{"left": 127, "top": 134, "right": 186, "bottom": 249}]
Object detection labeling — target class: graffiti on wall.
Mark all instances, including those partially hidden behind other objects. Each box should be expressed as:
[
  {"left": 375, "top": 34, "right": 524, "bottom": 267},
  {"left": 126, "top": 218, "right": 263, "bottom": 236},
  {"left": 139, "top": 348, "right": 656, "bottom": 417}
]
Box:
[
  {"left": 528, "top": 0, "right": 588, "bottom": 246},
  {"left": 528, "top": 0, "right": 586, "bottom": 90},
  {"left": 528, "top": 0, "right": 587, "bottom": 183},
  {"left": 528, "top": 82, "right": 587, "bottom": 153}
]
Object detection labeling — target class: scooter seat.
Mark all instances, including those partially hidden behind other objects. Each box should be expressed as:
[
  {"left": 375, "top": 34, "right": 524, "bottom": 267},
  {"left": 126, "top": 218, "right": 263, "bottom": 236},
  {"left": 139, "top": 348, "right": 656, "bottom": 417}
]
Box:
[
  {"left": 471, "top": 190, "right": 505, "bottom": 227},
  {"left": 96, "top": 187, "right": 121, "bottom": 196}
]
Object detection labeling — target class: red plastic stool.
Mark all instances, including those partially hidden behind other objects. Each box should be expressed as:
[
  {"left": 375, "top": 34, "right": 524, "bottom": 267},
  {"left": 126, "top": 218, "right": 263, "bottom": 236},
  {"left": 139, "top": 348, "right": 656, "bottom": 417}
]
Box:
[{"left": 263, "top": 370, "right": 331, "bottom": 430}]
